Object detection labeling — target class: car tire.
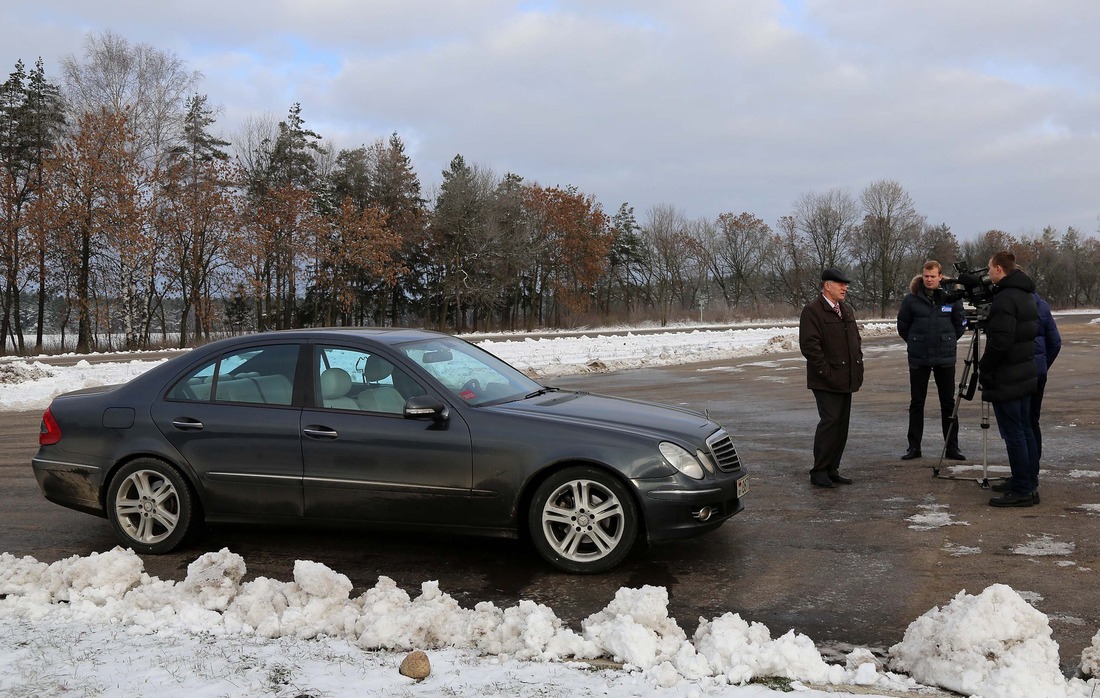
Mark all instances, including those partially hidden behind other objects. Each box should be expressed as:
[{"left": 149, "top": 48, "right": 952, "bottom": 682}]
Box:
[
  {"left": 528, "top": 466, "right": 638, "bottom": 574},
  {"left": 106, "top": 458, "right": 195, "bottom": 554}
]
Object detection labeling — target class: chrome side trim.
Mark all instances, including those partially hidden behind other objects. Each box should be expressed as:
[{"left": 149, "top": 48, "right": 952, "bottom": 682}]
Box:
[
  {"left": 205, "top": 472, "right": 303, "bottom": 483},
  {"left": 303, "top": 476, "right": 471, "bottom": 494},
  {"left": 31, "top": 457, "right": 101, "bottom": 473},
  {"left": 648, "top": 487, "right": 724, "bottom": 497}
]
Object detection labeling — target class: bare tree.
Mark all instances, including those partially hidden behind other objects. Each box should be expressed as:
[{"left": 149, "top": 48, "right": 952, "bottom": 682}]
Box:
[
  {"left": 920, "top": 223, "right": 960, "bottom": 269},
  {"left": 770, "top": 215, "right": 815, "bottom": 307},
  {"left": 707, "top": 211, "right": 775, "bottom": 308},
  {"left": 850, "top": 179, "right": 925, "bottom": 316},
  {"left": 792, "top": 187, "right": 858, "bottom": 271},
  {"left": 640, "top": 204, "right": 693, "bottom": 325},
  {"left": 60, "top": 30, "right": 200, "bottom": 168}
]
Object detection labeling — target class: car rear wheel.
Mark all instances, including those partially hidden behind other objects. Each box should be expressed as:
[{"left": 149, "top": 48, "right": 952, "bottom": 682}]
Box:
[
  {"left": 107, "top": 459, "right": 194, "bottom": 554},
  {"left": 528, "top": 466, "right": 638, "bottom": 573}
]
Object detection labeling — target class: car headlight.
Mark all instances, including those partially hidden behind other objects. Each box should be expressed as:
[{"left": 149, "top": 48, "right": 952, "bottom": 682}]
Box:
[
  {"left": 659, "top": 442, "right": 705, "bottom": 480},
  {"left": 696, "top": 449, "right": 716, "bottom": 474}
]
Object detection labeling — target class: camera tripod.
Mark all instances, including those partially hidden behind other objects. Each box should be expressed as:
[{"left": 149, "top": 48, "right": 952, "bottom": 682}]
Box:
[{"left": 930, "top": 322, "right": 1003, "bottom": 488}]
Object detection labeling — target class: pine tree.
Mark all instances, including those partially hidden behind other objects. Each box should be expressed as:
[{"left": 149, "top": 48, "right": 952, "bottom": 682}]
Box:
[{"left": 0, "top": 58, "right": 65, "bottom": 354}]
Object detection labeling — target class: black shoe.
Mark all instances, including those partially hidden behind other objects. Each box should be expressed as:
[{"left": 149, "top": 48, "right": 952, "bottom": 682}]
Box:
[
  {"left": 829, "top": 473, "right": 853, "bottom": 485},
  {"left": 900, "top": 448, "right": 921, "bottom": 460},
  {"left": 991, "top": 481, "right": 1010, "bottom": 493},
  {"left": 944, "top": 450, "right": 966, "bottom": 461},
  {"left": 989, "top": 492, "right": 1035, "bottom": 508},
  {"left": 810, "top": 474, "right": 836, "bottom": 488},
  {"left": 1032, "top": 490, "right": 1040, "bottom": 505}
]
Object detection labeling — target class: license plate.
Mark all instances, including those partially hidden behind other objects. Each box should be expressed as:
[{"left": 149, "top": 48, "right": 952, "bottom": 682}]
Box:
[{"left": 736, "top": 476, "right": 749, "bottom": 498}]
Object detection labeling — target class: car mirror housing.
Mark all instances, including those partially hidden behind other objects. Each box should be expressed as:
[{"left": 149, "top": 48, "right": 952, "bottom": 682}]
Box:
[{"left": 403, "top": 395, "right": 448, "bottom": 422}]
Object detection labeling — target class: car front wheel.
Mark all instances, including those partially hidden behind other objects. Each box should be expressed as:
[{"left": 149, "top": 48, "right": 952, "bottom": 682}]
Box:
[
  {"left": 106, "top": 459, "right": 194, "bottom": 554},
  {"left": 528, "top": 466, "right": 638, "bottom": 573}
]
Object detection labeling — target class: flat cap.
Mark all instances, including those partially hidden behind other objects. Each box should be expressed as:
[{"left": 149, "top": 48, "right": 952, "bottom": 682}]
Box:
[{"left": 821, "top": 267, "right": 852, "bottom": 283}]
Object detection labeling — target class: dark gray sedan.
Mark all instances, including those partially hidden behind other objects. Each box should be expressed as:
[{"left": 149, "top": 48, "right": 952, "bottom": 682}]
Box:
[{"left": 32, "top": 328, "right": 748, "bottom": 573}]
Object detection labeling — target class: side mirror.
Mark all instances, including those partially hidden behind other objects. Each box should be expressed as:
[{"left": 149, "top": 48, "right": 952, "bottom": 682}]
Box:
[{"left": 403, "top": 395, "right": 449, "bottom": 422}]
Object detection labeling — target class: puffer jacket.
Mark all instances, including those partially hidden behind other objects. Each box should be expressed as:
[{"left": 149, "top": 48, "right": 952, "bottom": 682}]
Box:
[
  {"left": 897, "top": 276, "right": 967, "bottom": 368},
  {"left": 1033, "top": 293, "right": 1061, "bottom": 376},
  {"left": 800, "top": 294, "right": 864, "bottom": 393},
  {"left": 978, "top": 269, "right": 1038, "bottom": 402}
]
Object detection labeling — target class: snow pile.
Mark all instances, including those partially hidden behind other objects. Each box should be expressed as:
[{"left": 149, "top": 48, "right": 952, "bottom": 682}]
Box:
[
  {"left": 890, "top": 583, "right": 1098, "bottom": 697},
  {"left": 0, "top": 358, "right": 165, "bottom": 411},
  {"left": 0, "top": 361, "right": 54, "bottom": 385},
  {"left": 483, "top": 324, "right": 897, "bottom": 377},
  {"left": 12, "top": 548, "right": 1100, "bottom": 695},
  {"left": 1082, "top": 629, "right": 1100, "bottom": 678},
  {"left": 0, "top": 548, "right": 919, "bottom": 693}
]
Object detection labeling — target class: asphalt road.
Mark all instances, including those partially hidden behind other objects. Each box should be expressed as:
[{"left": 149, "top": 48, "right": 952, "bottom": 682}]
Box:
[{"left": 2, "top": 313, "right": 1098, "bottom": 674}]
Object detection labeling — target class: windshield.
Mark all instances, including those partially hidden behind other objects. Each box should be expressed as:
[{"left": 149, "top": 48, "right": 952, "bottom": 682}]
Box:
[{"left": 397, "top": 336, "right": 542, "bottom": 406}]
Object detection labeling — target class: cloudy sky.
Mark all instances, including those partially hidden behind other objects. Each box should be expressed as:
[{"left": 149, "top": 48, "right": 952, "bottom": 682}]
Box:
[{"left": 3, "top": 0, "right": 1097, "bottom": 241}]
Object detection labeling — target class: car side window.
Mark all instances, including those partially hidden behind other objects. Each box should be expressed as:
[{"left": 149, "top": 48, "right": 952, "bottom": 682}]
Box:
[
  {"left": 316, "top": 346, "right": 424, "bottom": 413},
  {"left": 166, "top": 344, "right": 299, "bottom": 406}
]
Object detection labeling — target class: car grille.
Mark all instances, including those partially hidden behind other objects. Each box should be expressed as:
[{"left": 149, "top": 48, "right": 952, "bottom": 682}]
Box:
[{"left": 706, "top": 430, "right": 742, "bottom": 472}]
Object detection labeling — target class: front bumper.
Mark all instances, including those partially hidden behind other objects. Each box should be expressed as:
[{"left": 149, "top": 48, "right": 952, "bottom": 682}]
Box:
[{"left": 636, "top": 470, "right": 748, "bottom": 542}]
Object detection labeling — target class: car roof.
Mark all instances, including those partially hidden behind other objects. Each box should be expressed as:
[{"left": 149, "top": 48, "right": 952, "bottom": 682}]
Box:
[
  {"left": 227, "top": 327, "right": 453, "bottom": 345},
  {"left": 174, "top": 328, "right": 457, "bottom": 359}
]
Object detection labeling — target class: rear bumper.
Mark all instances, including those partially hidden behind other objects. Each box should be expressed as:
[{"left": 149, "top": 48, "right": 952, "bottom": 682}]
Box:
[{"left": 32, "top": 456, "right": 106, "bottom": 516}]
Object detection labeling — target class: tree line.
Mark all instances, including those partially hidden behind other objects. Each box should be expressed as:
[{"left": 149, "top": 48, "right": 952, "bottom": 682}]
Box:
[{"left": 3, "top": 32, "right": 1099, "bottom": 354}]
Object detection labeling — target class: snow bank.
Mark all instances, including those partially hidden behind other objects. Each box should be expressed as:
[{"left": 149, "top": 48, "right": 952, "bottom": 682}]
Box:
[
  {"left": 890, "top": 583, "right": 1099, "bottom": 697},
  {"left": 0, "top": 548, "right": 919, "bottom": 693}
]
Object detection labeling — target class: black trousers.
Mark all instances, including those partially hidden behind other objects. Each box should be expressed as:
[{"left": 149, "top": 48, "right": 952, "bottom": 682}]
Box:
[
  {"left": 811, "top": 389, "right": 852, "bottom": 475},
  {"left": 1030, "top": 373, "right": 1048, "bottom": 461},
  {"left": 907, "top": 364, "right": 959, "bottom": 453}
]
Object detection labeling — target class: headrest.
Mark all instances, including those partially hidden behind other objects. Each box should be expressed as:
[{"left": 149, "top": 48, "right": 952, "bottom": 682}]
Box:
[
  {"left": 363, "top": 355, "right": 394, "bottom": 382},
  {"left": 320, "top": 367, "right": 352, "bottom": 399}
]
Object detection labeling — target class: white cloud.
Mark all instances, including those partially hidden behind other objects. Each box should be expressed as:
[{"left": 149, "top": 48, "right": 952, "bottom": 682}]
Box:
[{"left": 2, "top": 1, "right": 1098, "bottom": 243}]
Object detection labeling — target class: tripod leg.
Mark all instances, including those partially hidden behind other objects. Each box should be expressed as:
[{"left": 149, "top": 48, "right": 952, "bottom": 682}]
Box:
[{"left": 935, "top": 328, "right": 977, "bottom": 479}]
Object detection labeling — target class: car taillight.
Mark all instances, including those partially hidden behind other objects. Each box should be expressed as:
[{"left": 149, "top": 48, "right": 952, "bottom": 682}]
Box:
[{"left": 40, "top": 407, "right": 62, "bottom": 445}]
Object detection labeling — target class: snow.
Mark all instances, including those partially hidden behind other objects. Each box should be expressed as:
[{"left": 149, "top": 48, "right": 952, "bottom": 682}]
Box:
[{"left": 2, "top": 321, "right": 1100, "bottom": 697}]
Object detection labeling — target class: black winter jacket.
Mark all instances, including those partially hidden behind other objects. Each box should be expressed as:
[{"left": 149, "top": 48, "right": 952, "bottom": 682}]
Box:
[
  {"left": 897, "top": 277, "right": 967, "bottom": 368},
  {"left": 978, "top": 269, "right": 1038, "bottom": 403}
]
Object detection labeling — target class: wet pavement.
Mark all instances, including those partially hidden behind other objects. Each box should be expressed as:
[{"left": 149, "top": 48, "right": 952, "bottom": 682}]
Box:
[{"left": 2, "top": 313, "right": 1097, "bottom": 674}]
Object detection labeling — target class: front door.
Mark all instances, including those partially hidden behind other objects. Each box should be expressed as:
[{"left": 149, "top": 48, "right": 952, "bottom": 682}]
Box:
[{"left": 301, "top": 345, "right": 474, "bottom": 525}]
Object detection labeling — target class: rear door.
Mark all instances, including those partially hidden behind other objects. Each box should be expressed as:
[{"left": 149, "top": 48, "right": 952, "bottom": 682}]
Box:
[{"left": 151, "top": 342, "right": 305, "bottom": 517}]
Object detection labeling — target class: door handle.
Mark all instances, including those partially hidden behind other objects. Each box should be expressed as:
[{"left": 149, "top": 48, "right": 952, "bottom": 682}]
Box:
[
  {"left": 303, "top": 425, "right": 339, "bottom": 439},
  {"left": 171, "top": 418, "right": 204, "bottom": 431}
]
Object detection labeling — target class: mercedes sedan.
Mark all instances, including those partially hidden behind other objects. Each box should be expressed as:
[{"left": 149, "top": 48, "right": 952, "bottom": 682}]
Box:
[{"left": 33, "top": 328, "right": 748, "bottom": 573}]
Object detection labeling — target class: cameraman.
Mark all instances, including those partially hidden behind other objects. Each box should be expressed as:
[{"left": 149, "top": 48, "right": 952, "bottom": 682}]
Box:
[
  {"left": 896, "top": 260, "right": 967, "bottom": 461},
  {"left": 978, "top": 251, "right": 1040, "bottom": 508}
]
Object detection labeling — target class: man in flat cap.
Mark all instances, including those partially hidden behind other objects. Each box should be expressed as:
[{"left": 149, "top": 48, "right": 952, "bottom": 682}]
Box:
[{"left": 799, "top": 267, "right": 864, "bottom": 488}]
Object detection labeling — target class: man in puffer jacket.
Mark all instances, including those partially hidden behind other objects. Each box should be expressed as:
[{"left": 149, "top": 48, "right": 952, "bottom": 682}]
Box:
[
  {"left": 979, "top": 251, "right": 1039, "bottom": 507},
  {"left": 896, "top": 260, "right": 968, "bottom": 461}
]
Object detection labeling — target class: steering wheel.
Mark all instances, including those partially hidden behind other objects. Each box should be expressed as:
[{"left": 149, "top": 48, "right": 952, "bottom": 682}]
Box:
[{"left": 460, "top": 379, "right": 482, "bottom": 395}]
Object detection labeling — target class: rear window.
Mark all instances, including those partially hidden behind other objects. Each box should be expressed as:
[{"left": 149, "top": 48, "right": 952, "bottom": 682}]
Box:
[{"left": 166, "top": 344, "right": 299, "bottom": 405}]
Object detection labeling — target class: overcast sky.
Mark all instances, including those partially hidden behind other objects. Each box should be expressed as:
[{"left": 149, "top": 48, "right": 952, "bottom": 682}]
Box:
[{"left": 3, "top": 0, "right": 1097, "bottom": 241}]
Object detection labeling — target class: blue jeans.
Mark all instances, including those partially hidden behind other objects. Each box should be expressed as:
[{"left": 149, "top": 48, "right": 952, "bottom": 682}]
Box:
[{"left": 992, "top": 397, "right": 1039, "bottom": 495}]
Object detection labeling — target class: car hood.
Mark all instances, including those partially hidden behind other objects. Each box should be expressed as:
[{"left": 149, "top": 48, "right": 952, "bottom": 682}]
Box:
[{"left": 485, "top": 390, "right": 716, "bottom": 444}]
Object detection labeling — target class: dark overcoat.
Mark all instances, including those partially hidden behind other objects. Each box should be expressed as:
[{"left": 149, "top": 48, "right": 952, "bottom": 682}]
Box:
[{"left": 799, "top": 294, "right": 864, "bottom": 393}]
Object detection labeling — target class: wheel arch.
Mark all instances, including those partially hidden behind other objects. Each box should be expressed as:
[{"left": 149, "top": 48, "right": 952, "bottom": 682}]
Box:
[
  {"left": 516, "top": 459, "right": 648, "bottom": 544},
  {"left": 100, "top": 453, "right": 206, "bottom": 520}
]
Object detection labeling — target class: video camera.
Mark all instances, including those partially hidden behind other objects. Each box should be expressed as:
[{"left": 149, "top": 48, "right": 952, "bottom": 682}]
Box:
[{"left": 942, "top": 260, "right": 994, "bottom": 327}]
